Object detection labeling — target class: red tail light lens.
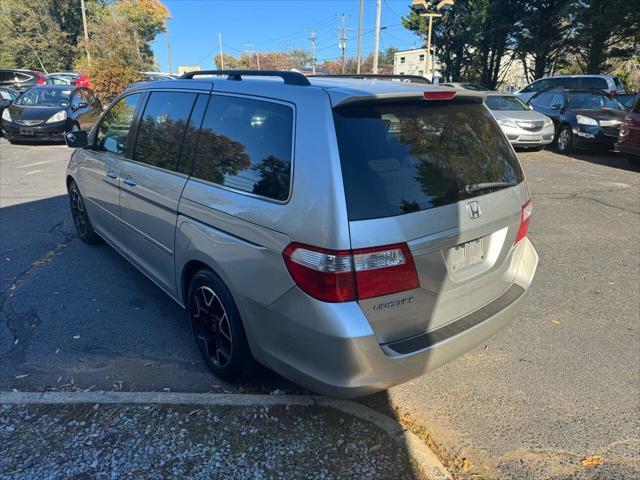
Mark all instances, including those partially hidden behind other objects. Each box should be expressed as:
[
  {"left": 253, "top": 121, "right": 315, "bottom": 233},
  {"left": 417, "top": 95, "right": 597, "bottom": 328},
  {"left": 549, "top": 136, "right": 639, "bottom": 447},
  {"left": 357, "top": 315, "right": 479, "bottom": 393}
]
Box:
[
  {"left": 424, "top": 91, "right": 457, "bottom": 100},
  {"left": 283, "top": 242, "right": 419, "bottom": 302},
  {"left": 610, "top": 90, "right": 617, "bottom": 97},
  {"left": 36, "top": 73, "right": 46, "bottom": 85},
  {"left": 515, "top": 200, "right": 532, "bottom": 245},
  {"left": 75, "top": 74, "right": 90, "bottom": 87}
]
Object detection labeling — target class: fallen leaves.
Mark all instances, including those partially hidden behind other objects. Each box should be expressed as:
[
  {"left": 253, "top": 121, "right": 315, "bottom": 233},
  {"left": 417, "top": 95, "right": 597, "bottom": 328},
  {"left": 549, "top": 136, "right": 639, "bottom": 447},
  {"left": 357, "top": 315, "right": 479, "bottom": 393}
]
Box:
[
  {"left": 551, "top": 319, "right": 561, "bottom": 325},
  {"left": 581, "top": 455, "right": 603, "bottom": 468}
]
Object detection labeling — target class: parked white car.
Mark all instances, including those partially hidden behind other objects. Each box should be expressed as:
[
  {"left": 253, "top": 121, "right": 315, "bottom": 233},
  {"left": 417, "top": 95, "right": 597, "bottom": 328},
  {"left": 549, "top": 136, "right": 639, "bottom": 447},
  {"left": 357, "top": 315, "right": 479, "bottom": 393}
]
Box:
[
  {"left": 515, "top": 75, "right": 625, "bottom": 103},
  {"left": 485, "top": 93, "right": 554, "bottom": 150}
]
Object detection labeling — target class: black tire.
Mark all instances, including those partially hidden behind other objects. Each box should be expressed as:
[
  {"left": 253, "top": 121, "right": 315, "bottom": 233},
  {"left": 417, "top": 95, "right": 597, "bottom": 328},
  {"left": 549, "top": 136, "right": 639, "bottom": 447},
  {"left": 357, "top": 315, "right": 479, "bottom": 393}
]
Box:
[
  {"left": 68, "top": 180, "right": 101, "bottom": 244},
  {"left": 188, "top": 269, "right": 256, "bottom": 382},
  {"left": 556, "top": 125, "right": 573, "bottom": 154}
]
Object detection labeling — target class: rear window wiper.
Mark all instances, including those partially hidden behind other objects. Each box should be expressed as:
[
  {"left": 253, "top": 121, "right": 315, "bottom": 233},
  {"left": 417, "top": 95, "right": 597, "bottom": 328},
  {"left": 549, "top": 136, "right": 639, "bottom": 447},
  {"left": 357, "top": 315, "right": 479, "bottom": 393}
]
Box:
[{"left": 464, "top": 181, "right": 517, "bottom": 194}]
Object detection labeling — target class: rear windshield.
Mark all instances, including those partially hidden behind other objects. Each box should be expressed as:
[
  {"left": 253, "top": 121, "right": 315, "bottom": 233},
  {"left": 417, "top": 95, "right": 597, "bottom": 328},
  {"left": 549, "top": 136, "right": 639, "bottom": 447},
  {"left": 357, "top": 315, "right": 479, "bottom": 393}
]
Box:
[{"left": 334, "top": 101, "right": 524, "bottom": 221}]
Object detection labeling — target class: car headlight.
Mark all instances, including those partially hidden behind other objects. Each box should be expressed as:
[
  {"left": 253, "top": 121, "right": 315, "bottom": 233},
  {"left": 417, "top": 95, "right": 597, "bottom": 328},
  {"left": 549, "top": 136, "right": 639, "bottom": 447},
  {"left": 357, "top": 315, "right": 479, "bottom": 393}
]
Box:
[
  {"left": 576, "top": 115, "right": 598, "bottom": 126},
  {"left": 46, "top": 110, "right": 68, "bottom": 123},
  {"left": 543, "top": 118, "right": 553, "bottom": 127},
  {"left": 1, "top": 109, "right": 10, "bottom": 122},
  {"left": 497, "top": 119, "right": 517, "bottom": 128}
]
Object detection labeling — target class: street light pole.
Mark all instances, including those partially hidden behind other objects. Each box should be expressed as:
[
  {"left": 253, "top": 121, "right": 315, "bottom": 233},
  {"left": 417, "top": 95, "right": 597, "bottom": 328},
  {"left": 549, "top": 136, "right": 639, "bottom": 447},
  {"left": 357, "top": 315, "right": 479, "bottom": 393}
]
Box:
[
  {"left": 411, "top": 0, "right": 454, "bottom": 81},
  {"left": 165, "top": 14, "right": 173, "bottom": 75}
]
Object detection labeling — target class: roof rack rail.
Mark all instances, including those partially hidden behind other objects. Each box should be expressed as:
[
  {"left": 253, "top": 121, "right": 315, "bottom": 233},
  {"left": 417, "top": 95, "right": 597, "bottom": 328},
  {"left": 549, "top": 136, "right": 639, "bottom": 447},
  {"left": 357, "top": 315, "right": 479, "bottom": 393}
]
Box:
[
  {"left": 180, "top": 69, "right": 311, "bottom": 86},
  {"left": 308, "top": 74, "right": 431, "bottom": 84}
]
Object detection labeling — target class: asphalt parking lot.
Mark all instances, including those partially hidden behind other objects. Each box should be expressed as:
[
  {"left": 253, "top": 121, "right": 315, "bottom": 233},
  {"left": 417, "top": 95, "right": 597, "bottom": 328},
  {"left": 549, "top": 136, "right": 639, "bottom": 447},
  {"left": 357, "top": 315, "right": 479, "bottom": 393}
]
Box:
[{"left": 1, "top": 138, "right": 638, "bottom": 479}]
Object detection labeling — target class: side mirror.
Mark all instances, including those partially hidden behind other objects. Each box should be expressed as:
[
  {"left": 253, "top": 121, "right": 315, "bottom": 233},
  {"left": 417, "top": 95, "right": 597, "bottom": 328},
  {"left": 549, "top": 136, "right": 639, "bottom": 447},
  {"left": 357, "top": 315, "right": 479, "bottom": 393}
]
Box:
[
  {"left": 551, "top": 104, "right": 563, "bottom": 111},
  {"left": 65, "top": 130, "right": 88, "bottom": 148}
]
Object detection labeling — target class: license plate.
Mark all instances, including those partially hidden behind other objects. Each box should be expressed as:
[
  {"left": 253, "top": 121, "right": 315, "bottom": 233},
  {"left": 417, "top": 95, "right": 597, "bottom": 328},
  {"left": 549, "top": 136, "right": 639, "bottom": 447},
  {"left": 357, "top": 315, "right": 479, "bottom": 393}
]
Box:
[
  {"left": 448, "top": 238, "right": 484, "bottom": 272},
  {"left": 19, "top": 127, "right": 34, "bottom": 136}
]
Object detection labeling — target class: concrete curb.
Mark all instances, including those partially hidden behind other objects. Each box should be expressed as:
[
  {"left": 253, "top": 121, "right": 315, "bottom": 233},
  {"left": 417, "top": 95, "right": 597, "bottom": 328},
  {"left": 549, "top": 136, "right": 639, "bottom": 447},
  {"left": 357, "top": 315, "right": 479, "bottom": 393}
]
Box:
[{"left": 0, "top": 390, "right": 452, "bottom": 480}]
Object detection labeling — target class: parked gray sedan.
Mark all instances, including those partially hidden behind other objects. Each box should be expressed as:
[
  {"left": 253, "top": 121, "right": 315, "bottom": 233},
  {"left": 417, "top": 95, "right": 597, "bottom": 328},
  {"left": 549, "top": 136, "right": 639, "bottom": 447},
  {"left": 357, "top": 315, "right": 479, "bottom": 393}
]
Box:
[
  {"left": 486, "top": 94, "right": 554, "bottom": 150},
  {"left": 63, "top": 71, "right": 538, "bottom": 398}
]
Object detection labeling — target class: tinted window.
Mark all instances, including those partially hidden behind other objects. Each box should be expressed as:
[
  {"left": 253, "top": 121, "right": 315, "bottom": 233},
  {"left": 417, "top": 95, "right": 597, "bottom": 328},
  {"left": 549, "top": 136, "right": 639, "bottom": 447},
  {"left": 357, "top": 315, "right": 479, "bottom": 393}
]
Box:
[
  {"left": 333, "top": 102, "right": 524, "bottom": 221},
  {"left": 549, "top": 93, "right": 565, "bottom": 108},
  {"left": 580, "top": 77, "right": 608, "bottom": 90},
  {"left": 0, "top": 71, "right": 14, "bottom": 82},
  {"left": 96, "top": 93, "right": 141, "bottom": 155},
  {"left": 132, "top": 91, "right": 196, "bottom": 171},
  {"left": 525, "top": 78, "right": 551, "bottom": 93},
  {"left": 556, "top": 77, "right": 580, "bottom": 89},
  {"left": 530, "top": 91, "right": 554, "bottom": 107},
  {"left": 15, "top": 88, "right": 72, "bottom": 107},
  {"left": 485, "top": 95, "right": 528, "bottom": 111},
  {"left": 567, "top": 92, "right": 623, "bottom": 110},
  {"left": 192, "top": 95, "right": 293, "bottom": 201}
]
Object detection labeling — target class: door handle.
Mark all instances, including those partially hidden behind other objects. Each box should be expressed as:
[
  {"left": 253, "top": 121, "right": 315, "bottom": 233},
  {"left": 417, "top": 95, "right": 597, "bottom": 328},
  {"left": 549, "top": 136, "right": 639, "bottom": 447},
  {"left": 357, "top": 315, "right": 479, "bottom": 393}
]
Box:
[
  {"left": 123, "top": 176, "right": 137, "bottom": 187},
  {"left": 106, "top": 169, "right": 118, "bottom": 179}
]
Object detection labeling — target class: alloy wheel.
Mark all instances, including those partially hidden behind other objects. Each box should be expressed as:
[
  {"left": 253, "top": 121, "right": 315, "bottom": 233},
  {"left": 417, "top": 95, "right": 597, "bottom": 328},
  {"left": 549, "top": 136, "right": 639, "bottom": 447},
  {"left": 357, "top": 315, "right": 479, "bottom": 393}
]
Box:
[
  {"left": 558, "top": 129, "right": 569, "bottom": 151},
  {"left": 69, "top": 187, "right": 88, "bottom": 237},
  {"left": 190, "top": 286, "right": 233, "bottom": 368}
]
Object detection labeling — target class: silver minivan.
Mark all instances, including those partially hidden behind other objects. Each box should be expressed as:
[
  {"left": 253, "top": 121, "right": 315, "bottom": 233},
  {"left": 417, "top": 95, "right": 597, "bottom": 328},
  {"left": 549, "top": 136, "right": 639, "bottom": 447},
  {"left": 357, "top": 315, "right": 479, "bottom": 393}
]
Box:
[{"left": 64, "top": 71, "right": 538, "bottom": 398}]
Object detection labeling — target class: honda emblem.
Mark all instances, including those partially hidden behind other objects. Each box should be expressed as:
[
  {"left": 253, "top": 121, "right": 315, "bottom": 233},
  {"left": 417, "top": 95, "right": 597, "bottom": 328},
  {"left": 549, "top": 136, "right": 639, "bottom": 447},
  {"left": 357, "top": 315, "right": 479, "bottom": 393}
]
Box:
[{"left": 467, "top": 201, "right": 481, "bottom": 219}]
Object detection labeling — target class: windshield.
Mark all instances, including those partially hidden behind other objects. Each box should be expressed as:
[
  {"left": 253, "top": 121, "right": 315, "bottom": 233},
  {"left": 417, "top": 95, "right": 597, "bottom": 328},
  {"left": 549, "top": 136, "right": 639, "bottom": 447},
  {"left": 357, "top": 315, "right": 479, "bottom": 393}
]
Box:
[
  {"left": 334, "top": 101, "right": 524, "bottom": 221},
  {"left": 15, "top": 88, "right": 72, "bottom": 107},
  {"left": 567, "top": 92, "right": 624, "bottom": 111},
  {"left": 485, "top": 95, "right": 529, "bottom": 111}
]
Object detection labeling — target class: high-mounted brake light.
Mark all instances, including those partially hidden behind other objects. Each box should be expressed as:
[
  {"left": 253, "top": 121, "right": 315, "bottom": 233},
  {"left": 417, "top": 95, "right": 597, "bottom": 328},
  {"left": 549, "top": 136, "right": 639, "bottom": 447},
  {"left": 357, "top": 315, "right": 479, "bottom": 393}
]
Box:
[
  {"left": 283, "top": 242, "right": 419, "bottom": 302},
  {"left": 424, "top": 91, "right": 457, "bottom": 100},
  {"left": 515, "top": 200, "right": 532, "bottom": 245}
]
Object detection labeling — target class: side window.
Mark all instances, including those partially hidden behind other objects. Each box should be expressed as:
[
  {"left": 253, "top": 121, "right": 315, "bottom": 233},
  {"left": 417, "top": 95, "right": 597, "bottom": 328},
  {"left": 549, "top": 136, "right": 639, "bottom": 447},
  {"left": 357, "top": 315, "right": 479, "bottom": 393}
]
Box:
[
  {"left": 192, "top": 95, "right": 294, "bottom": 201},
  {"left": 133, "top": 91, "right": 197, "bottom": 171},
  {"left": 96, "top": 93, "right": 142, "bottom": 155},
  {"left": 549, "top": 93, "right": 564, "bottom": 108},
  {"left": 531, "top": 92, "right": 553, "bottom": 107},
  {"left": 580, "top": 77, "right": 608, "bottom": 90},
  {"left": 83, "top": 89, "right": 97, "bottom": 107},
  {"left": 557, "top": 77, "right": 580, "bottom": 89},
  {"left": 71, "top": 89, "right": 86, "bottom": 108}
]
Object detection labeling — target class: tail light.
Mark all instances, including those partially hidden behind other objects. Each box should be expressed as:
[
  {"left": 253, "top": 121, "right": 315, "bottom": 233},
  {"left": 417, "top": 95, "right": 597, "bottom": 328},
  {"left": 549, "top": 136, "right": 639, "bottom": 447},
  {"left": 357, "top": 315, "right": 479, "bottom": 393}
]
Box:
[
  {"left": 74, "top": 74, "right": 90, "bottom": 87},
  {"left": 283, "top": 242, "right": 419, "bottom": 302},
  {"left": 609, "top": 90, "right": 617, "bottom": 97},
  {"left": 35, "top": 73, "right": 46, "bottom": 85},
  {"left": 514, "top": 200, "right": 532, "bottom": 245}
]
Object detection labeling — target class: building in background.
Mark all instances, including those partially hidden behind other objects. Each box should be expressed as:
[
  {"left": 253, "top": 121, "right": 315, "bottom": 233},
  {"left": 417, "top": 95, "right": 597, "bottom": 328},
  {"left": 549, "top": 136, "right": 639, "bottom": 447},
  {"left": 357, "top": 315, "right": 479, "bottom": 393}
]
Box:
[
  {"left": 393, "top": 48, "right": 441, "bottom": 81},
  {"left": 178, "top": 65, "right": 201, "bottom": 75}
]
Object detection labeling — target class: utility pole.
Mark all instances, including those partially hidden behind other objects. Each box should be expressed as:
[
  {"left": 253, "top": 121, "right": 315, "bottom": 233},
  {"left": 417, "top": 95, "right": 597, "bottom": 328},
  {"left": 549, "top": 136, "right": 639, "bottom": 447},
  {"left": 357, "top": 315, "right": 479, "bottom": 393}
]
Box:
[
  {"left": 411, "top": 1, "right": 454, "bottom": 81},
  {"left": 165, "top": 14, "right": 173, "bottom": 74},
  {"left": 372, "top": 0, "right": 382, "bottom": 74},
  {"left": 337, "top": 15, "right": 349, "bottom": 74},
  {"left": 307, "top": 30, "right": 318, "bottom": 75},
  {"left": 218, "top": 33, "right": 224, "bottom": 69},
  {"left": 80, "top": 0, "right": 91, "bottom": 66},
  {"left": 256, "top": 50, "right": 261, "bottom": 70},
  {"left": 356, "top": 0, "right": 364, "bottom": 74},
  {"left": 244, "top": 43, "right": 256, "bottom": 69}
]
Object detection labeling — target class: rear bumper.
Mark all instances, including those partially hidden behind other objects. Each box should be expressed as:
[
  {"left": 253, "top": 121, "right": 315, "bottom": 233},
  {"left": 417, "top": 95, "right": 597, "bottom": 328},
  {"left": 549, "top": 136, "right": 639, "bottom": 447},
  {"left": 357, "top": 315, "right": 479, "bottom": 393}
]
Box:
[{"left": 244, "top": 238, "right": 538, "bottom": 398}]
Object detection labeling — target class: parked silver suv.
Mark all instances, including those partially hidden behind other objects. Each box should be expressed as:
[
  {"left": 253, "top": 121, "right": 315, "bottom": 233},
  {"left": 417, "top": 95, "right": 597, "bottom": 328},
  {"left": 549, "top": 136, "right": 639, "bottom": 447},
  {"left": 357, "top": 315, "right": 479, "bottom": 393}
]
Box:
[{"left": 64, "top": 71, "right": 538, "bottom": 398}]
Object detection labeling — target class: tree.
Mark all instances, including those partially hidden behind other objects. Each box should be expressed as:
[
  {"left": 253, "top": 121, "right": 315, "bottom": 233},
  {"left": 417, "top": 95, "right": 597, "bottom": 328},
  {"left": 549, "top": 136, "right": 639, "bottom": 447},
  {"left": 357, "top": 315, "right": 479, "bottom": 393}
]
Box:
[
  {"left": 114, "top": 0, "right": 168, "bottom": 61},
  {"left": 571, "top": 0, "right": 640, "bottom": 74},
  {"left": 512, "top": 0, "right": 573, "bottom": 82}
]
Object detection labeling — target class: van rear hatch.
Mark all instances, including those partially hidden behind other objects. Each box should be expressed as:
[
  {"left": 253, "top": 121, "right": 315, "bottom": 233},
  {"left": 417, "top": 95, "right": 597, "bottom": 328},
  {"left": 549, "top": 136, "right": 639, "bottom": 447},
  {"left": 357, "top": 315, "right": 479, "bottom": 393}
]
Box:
[{"left": 333, "top": 96, "right": 530, "bottom": 344}]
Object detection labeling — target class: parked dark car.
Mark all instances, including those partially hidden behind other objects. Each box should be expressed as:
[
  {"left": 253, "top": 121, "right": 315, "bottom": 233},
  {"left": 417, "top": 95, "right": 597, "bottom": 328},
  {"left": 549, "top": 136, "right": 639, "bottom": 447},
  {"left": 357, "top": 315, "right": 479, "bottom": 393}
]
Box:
[
  {"left": 46, "top": 71, "right": 91, "bottom": 88},
  {"left": 1, "top": 85, "right": 101, "bottom": 143},
  {"left": 0, "top": 68, "right": 47, "bottom": 92},
  {"left": 0, "top": 87, "right": 19, "bottom": 137},
  {"left": 617, "top": 93, "right": 638, "bottom": 111},
  {"left": 528, "top": 88, "right": 627, "bottom": 154},
  {"left": 616, "top": 95, "right": 640, "bottom": 164}
]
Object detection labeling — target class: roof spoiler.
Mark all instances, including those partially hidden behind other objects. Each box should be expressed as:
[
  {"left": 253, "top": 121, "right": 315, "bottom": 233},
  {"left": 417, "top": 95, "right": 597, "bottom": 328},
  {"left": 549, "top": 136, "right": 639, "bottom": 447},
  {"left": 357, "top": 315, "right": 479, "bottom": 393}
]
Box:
[
  {"left": 332, "top": 90, "right": 485, "bottom": 108},
  {"left": 309, "top": 74, "right": 431, "bottom": 84},
  {"left": 179, "top": 69, "right": 311, "bottom": 86}
]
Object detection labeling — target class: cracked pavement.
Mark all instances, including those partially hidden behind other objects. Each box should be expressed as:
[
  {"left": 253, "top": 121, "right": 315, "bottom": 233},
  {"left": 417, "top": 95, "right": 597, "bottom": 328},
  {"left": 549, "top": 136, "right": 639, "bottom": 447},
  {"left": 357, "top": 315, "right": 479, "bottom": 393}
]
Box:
[{"left": 1, "top": 138, "right": 639, "bottom": 479}]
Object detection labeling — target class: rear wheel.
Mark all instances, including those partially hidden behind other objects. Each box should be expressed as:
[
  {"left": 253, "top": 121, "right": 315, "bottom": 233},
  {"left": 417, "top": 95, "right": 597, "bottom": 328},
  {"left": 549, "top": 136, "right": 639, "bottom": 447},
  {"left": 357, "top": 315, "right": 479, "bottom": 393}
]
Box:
[
  {"left": 188, "top": 269, "right": 256, "bottom": 382},
  {"left": 556, "top": 126, "right": 573, "bottom": 154},
  {"left": 68, "top": 180, "right": 101, "bottom": 244}
]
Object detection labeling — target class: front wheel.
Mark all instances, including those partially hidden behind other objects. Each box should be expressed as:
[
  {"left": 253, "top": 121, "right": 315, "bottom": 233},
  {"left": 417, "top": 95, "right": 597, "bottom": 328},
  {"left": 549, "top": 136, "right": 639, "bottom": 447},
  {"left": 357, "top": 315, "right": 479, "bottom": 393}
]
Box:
[
  {"left": 68, "top": 180, "right": 101, "bottom": 244},
  {"left": 556, "top": 126, "right": 573, "bottom": 154},
  {"left": 188, "top": 269, "right": 256, "bottom": 382}
]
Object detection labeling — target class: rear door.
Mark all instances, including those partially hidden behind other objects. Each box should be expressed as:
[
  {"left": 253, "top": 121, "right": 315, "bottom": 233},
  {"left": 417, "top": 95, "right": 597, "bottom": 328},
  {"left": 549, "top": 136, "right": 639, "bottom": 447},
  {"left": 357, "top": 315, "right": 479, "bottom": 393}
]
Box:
[
  {"left": 119, "top": 90, "right": 206, "bottom": 297},
  {"left": 333, "top": 99, "right": 529, "bottom": 343}
]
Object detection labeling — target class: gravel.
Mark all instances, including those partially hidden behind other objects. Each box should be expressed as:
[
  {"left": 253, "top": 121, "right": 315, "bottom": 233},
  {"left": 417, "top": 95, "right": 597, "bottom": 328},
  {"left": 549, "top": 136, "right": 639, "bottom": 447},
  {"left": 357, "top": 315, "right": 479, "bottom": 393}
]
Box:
[{"left": 0, "top": 403, "right": 417, "bottom": 479}]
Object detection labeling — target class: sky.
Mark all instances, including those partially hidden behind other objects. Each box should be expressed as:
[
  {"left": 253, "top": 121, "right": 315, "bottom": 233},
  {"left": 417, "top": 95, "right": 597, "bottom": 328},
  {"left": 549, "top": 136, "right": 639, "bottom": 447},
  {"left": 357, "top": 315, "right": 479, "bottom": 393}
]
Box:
[{"left": 151, "top": 0, "right": 424, "bottom": 73}]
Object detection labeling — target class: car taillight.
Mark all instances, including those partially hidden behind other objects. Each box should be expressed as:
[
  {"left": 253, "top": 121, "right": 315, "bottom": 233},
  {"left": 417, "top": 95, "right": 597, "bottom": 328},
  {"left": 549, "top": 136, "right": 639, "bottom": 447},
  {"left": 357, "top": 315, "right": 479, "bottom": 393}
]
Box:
[
  {"left": 515, "top": 200, "right": 532, "bottom": 245},
  {"left": 35, "top": 73, "right": 46, "bottom": 85},
  {"left": 610, "top": 90, "right": 617, "bottom": 97},
  {"left": 282, "top": 242, "right": 419, "bottom": 302}
]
